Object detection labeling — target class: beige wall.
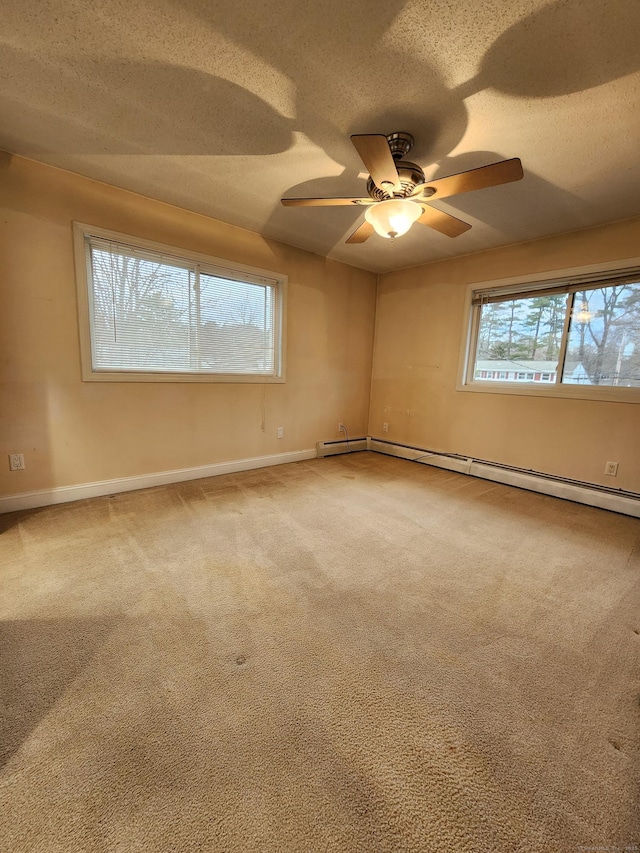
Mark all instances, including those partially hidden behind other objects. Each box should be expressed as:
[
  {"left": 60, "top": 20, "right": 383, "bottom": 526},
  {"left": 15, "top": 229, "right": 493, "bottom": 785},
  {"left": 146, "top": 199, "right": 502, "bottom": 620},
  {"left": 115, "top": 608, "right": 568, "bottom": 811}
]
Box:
[
  {"left": 3, "top": 151, "right": 639, "bottom": 500},
  {"left": 0, "top": 154, "right": 377, "bottom": 496},
  {"left": 370, "top": 217, "right": 640, "bottom": 492}
]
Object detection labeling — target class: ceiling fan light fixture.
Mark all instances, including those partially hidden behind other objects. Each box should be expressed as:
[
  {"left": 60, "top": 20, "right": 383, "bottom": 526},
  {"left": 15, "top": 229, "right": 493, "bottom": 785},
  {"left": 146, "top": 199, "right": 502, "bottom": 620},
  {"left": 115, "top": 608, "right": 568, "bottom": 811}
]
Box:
[
  {"left": 572, "top": 300, "right": 594, "bottom": 323},
  {"left": 281, "top": 132, "right": 523, "bottom": 246},
  {"left": 365, "top": 198, "right": 422, "bottom": 239}
]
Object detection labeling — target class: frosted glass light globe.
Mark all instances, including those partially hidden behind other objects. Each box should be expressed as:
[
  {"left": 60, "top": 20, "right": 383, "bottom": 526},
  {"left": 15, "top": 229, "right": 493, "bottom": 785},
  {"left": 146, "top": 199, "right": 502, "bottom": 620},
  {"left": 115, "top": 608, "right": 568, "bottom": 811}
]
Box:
[{"left": 365, "top": 199, "right": 422, "bottom": 239}]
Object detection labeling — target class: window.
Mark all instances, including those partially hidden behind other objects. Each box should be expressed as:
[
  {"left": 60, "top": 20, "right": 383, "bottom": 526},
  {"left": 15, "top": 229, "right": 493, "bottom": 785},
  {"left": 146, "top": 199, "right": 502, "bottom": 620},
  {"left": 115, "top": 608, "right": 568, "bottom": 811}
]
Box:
[
  {"left": 74, "top": 224, "right": 286, "bottom": 382},
  {"left": 463, "top": 263, "right": 640, "bottom": 401}
]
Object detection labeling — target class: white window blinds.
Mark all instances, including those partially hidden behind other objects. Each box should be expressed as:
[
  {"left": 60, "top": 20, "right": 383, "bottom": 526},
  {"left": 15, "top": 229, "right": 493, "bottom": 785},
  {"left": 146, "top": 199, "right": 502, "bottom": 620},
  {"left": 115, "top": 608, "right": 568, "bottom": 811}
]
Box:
[{"left": 85, "top": 235, "right": 280, "bottom": 377}]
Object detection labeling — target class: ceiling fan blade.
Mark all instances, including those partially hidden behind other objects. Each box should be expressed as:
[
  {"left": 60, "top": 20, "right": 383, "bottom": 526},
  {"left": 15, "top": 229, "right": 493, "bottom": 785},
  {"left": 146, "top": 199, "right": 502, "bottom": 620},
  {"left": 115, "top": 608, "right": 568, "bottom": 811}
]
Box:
[
  {"left": 417, "top": 206, "right": 472, "bottom": 237},
  {"left": 346, "top": 221, "right": 374, "bottom": 244},
  {"left": 281, "top": 196, "right": 373, "bottom": 207},
  {"left": 419, "top": 158, "right": 523, "bottom": 201},
  {"left": 350, "top": 134, "right": 400, "bottom": 192}
]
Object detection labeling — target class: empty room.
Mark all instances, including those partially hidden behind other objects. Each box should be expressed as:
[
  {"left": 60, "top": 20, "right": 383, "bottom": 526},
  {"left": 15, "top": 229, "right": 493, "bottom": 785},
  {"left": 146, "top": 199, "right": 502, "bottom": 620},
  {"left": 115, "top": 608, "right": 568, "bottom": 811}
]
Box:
[{"left": 1, "top": 0, "right": 639, "bottom": 851}]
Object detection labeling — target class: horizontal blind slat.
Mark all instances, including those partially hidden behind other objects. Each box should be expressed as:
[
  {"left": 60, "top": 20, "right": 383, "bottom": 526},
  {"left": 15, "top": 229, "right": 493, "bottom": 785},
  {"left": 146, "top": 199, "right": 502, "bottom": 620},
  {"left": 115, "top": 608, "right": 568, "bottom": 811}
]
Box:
[{"left": 87, "top": 237, "right": 277, "bottom": 376}]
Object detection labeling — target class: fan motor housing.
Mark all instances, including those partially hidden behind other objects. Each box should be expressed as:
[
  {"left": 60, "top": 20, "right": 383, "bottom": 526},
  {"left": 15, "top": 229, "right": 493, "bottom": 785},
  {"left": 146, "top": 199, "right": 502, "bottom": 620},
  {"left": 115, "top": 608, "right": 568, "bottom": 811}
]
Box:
[{"left": 367, "top": 161, "right": 426, "bottom": 201}]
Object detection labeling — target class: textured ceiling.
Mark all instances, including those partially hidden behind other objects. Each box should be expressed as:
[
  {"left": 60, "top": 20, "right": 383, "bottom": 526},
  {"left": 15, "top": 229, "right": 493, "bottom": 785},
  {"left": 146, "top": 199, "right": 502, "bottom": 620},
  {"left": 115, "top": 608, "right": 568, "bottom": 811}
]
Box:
[{"left": 1, "top": 0, "right": 639, "bottom": 273}]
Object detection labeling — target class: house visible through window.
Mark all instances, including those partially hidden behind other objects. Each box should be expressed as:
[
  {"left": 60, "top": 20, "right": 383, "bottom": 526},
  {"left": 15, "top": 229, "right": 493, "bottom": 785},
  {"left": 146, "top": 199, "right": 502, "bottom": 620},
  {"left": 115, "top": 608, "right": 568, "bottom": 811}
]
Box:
[
  {"left": 466, "top": 268, "right": 640, "bottom": 394},
  {"left": 75, "top": 225, "right": 286, "bottom": 382}
]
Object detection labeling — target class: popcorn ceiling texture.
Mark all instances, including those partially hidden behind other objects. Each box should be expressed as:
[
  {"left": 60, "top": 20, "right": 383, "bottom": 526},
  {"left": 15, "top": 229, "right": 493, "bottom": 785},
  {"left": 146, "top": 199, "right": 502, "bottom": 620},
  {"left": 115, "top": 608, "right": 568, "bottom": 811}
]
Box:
[
  {"left": 1, "top": 0, "right": 640, "bottom": 272},
  {"left": 1, "top": 452, "right": 639, "bottom": 852}
]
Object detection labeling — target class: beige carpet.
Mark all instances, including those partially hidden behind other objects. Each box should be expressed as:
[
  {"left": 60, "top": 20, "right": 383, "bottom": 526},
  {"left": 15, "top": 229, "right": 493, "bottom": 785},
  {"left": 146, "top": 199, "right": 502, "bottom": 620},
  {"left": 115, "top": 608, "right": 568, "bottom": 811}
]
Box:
[{"left": 1, "top": 451, "right": 639, "bottom": 852}]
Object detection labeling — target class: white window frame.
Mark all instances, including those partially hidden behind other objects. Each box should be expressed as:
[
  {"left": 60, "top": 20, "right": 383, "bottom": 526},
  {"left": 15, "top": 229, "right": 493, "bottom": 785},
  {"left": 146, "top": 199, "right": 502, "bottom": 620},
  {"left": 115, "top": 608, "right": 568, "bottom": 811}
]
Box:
[
  {"left": 458, "top": 257, "right": 640, "bottom": 404},
  {"left": 73, "top": 223, "right": 287, "bottom": 383}
]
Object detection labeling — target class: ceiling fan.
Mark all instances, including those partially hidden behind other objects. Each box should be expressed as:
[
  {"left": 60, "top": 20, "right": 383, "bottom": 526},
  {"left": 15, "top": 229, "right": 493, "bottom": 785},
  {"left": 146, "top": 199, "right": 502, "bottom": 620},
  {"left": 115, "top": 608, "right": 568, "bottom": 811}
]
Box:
[{"left": 281, "top": 132, "right": 523, "bottom": 243}]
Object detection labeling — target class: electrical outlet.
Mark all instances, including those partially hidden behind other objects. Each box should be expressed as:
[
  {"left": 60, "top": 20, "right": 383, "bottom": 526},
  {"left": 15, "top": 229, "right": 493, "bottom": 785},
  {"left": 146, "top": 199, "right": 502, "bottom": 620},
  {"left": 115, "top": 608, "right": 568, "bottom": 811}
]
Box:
[
  {"left": 605, "top": 461, "right": 618, "bottom": 476},
  {"left": 338, "top": 422, "right": 345, "bottom": 432},
  {"left": 9, "top": 453, "right": 25, "bottom": 471},
  {"left": 277, "top": 426, "right": 284, "bottom": 439},
  {"left": 382, "top": 422, "right": 389, "bottom": 433}
]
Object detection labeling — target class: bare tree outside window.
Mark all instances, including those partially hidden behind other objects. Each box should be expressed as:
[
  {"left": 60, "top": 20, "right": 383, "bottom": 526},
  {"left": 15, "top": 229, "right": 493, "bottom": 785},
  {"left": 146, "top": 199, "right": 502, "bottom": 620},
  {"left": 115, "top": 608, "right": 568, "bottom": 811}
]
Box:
[
  {"left": 91, "top": 249, "right": 191, "bottom": 370},
  {"left": 563, "top": 284, "right": 640, "bottom": 386},
  {"left": 86, "top": 238, "right": 280, "bottom": 377}
]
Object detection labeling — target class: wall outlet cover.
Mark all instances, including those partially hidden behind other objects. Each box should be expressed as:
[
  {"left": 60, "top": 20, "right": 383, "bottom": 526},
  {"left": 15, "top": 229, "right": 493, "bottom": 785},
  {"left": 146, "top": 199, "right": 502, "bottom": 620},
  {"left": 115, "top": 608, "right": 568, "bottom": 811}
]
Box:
[{"left": 9, "top": 453, "right": 25, "bottom": 471}]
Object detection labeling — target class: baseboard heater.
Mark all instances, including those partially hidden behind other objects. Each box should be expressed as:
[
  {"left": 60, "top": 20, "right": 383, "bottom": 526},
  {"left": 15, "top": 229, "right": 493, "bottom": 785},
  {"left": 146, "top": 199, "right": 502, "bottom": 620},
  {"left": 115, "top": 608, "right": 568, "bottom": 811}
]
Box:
[
  {"left": 316, "top": 437, "right": 368, "bottom": 457},
  {"left": 322, "top": 436, "right": 640, "bottom": 519}
]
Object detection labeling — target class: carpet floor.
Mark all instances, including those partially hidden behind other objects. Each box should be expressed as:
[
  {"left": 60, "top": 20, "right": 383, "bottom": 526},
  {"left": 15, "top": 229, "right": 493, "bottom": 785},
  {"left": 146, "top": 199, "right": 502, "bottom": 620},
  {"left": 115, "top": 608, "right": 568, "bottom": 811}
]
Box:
[{"left": 1, "top": 451, "right": 639, "bottom": 852}]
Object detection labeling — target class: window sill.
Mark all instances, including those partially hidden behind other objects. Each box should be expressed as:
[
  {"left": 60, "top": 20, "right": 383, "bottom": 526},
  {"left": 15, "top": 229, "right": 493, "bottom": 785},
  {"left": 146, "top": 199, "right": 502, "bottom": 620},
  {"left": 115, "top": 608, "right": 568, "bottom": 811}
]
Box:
[
  {"left": 83, "top": 369, "right": 285, "bottom": 384},
  {"left": 456, "top": 380, "right": 640, "bottom": 404}
]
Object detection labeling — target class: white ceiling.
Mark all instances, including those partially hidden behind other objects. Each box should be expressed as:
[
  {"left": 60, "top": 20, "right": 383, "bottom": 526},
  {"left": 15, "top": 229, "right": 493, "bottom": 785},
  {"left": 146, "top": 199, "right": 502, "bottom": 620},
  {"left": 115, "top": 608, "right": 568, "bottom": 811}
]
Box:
[{"left": 1, "top": 0, "right": 639, "bottom": 273}]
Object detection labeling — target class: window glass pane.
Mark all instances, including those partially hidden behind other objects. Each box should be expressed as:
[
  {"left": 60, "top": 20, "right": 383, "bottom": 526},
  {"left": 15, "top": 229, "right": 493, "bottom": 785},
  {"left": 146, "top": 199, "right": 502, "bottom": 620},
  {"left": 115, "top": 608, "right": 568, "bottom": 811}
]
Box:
[
  {"left": 86, "top": 237, "right": 280, "bottom": 377},
  {"left": 474, "top": 294, "right": 567, "bottom": 383},
  {"left": 198, "top": 274, "right": 275, "bottom": 374},
  {"left": 91, "top": 247, "right": 192, "bottom": 371},
  {"left": 562, "top": 283, "right": 640, "bottom": 386}
]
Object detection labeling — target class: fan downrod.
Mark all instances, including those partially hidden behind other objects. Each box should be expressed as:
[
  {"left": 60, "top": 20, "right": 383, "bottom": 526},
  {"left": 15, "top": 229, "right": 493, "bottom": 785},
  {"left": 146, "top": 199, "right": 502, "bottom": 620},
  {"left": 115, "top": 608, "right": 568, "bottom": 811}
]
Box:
[
  {"left": 366, "top": 132, "right": 424, "bottom": 201},
  {"left": 386, "top": 132, "right": 414, "bottom": 160}
]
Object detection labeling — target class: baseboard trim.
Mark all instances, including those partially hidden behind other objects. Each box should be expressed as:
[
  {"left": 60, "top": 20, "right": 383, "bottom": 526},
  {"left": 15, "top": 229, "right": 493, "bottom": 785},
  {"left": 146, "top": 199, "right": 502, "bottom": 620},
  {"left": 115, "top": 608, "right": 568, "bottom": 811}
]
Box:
[
  {"left": 0, "top": 449, "right": 317, "bottom": 514},
  {"left": 368, "top": 438, "right": 640, "bottom": 519},
  {"left": 4, "top": 437, "right": 639, "bottom": 519}
]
